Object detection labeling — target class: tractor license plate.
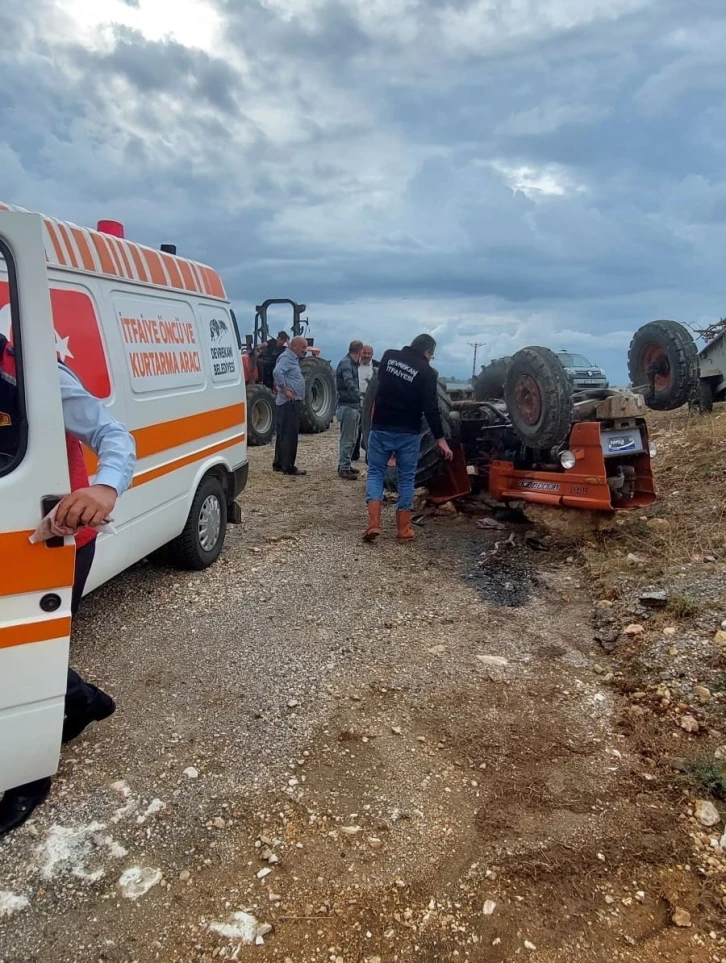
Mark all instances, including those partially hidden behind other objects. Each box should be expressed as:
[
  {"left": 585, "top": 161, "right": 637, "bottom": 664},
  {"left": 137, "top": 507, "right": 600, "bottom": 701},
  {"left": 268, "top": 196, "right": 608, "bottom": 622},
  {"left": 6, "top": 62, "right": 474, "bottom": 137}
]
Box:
[{"left": 600, "top": 429, "right": 644, "bottom": 456}]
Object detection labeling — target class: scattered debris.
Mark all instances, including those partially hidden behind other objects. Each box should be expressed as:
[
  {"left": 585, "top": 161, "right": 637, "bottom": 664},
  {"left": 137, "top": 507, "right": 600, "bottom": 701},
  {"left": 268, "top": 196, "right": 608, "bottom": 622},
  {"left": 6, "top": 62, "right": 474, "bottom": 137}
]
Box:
[
  {"left": 679, "top": 715, "right": 700, "bottom": 734},
  {"left": 476, "top": 517, "right": 506, "bottom": 531},
  {"left": 671, "top": 907, "right": 692, "bottom": 928},
  {"left": 476, "top": 655, "right": 509, "bottom": 668},
  {"left": 482, "top": 900, "right": 496, "bottom": 915},
  {"left": 0, "top": 891, "right": 29, "bottom": 919},
  {"left": 183, "top": 767, "right": 199, "bottom": 779},
  {"left": 639, "top": 589, "right": 668, "bottom": 608},
  {"left": 209, "top": 911, "right": 272, "bottom": 944},
  {"left": 118, "top": 866, "right": 162, "bottom": 900},
  {"left": 695, "top": 799, "right": 720, "bottom": 827}
]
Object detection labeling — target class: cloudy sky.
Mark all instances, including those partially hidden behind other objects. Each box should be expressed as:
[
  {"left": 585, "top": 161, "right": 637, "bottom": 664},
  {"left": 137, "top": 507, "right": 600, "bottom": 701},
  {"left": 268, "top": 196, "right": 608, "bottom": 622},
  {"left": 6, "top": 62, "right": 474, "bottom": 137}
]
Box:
[{"left": 2, "top": 0, "right": 725, "bottom": 380}]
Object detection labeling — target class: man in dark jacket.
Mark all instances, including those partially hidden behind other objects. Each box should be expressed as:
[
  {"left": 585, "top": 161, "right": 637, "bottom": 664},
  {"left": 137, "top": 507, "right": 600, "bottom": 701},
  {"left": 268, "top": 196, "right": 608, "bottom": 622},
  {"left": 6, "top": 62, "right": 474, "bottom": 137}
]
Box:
[
  {"left": 335, "top": 340, "right": 363, "bottom": 480},
  {"left": 363, "top": 333, "right": 452, "bottom": 542},
  {"left": 259, "top": 331, "right": 289, "bottom": 390}
]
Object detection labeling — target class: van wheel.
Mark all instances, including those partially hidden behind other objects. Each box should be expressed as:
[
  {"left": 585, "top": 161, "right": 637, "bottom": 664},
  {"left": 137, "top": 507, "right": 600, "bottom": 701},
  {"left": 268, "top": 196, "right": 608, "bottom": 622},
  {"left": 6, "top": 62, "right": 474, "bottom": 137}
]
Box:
[{"left": 168, "top": 475, "right": 227, "bottom": 570}]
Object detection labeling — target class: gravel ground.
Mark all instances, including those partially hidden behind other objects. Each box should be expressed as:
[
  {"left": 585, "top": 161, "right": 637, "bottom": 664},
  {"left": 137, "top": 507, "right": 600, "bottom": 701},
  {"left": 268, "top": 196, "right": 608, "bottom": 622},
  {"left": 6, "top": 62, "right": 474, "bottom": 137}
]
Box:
[{"left": 0, "top": 431, "right": 720, "bottom": 963}]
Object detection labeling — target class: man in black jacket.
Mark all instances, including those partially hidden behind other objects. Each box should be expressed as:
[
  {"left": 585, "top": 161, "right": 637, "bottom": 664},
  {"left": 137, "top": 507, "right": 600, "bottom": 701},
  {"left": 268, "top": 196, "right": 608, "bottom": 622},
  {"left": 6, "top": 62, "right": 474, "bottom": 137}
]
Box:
[
  {"left": 364, "top": 333, "right": 452, "bottom": 542},
  {"left": 335, "top": 340, "right": 363, "bottom": 480}
]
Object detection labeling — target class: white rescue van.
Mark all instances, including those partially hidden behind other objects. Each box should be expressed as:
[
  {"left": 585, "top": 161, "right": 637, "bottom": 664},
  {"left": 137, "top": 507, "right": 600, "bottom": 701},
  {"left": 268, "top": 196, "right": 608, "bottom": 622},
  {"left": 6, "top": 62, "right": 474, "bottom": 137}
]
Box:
[{"left": 0, "top": 203, "right": 247, "bottom": 792}]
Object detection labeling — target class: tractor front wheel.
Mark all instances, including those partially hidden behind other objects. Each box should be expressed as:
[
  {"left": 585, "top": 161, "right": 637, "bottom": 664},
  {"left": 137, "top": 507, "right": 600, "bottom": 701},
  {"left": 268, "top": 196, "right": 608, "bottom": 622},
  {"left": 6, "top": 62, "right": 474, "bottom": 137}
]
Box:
[{"left": 504, "top": 347, "right": 573, "bottom": 449}]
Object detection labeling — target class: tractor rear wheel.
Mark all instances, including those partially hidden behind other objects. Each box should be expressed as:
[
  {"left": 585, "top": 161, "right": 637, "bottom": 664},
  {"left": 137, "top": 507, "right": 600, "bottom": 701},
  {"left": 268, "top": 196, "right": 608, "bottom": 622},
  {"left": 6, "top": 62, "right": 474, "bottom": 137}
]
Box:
[
  {"left": 473, "top": 357, "right": 512, "bottom": 401},
  {"left": 504, "top": 347, "right": 573, "bottom": 449},
  {"left": 628, "top": 320, "right": 699, "bottom": 411},
  {"left": 246, "top": 384, "right": 276, "bottom": 446},
  {"left": 299, "top": 357, "right": 336, "bottom": 433}
]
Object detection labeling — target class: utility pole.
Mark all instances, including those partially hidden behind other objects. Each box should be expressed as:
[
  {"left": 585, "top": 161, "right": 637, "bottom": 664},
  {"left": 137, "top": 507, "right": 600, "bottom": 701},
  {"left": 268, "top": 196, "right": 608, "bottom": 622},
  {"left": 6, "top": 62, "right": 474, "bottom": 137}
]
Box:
[{"left": 467, "top": 342, "right": 485, "bottom": 380}]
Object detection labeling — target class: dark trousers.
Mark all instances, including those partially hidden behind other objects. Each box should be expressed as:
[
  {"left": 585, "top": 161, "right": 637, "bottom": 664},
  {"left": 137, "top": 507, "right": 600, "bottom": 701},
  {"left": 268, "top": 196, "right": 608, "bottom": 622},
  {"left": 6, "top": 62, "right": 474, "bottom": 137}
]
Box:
[
  {"left": 273, "top": 401, "right": 302, "bottom": 472},
  {"left": 66, "top": 540, "right": 97, "bottom": 713}
]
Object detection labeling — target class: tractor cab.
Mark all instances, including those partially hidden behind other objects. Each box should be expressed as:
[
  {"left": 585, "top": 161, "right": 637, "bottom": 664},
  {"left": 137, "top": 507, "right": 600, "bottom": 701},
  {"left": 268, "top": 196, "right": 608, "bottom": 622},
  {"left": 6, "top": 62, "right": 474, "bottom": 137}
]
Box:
[{"left": 241, "top": 298, "right": 337, "bottom": 447}]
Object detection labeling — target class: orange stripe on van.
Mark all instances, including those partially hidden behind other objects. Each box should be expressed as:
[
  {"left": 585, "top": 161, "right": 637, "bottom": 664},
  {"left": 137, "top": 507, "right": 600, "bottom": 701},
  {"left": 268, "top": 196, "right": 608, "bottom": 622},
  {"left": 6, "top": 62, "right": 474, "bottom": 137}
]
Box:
[
  {"left": 0, "top": 532, "right": 76, "bottom": 598},
  {"left": 133, "top": 433, "right": 245, "bottom": 487},
  {"left": 160, "top": 252, "right": 184, "bottom": 290},
  {"left": 205, "top": 270, "right": 226, "bottom": 299},
  {"left": 198, "top": 266, "right": 213, "bottom": 296},
  {"left": 127, "top": 243, "right": 150, "bottom": 283},
  {"left": 113, "top": 238, "right": 135, "bottom": 278},
  {"left": 177, "top": 260, "right": 196, "bottom": 291},
  {"left": 83, "top": 430, "right": 245, "bottom": 486},
  {"left": 70, "top": 228, "right": 97, "bottom": 271},
  {"left": 56, "top": 223, "right": 80, "bottom": 268},
  {"left": 144, "top": 249, "right": 168, "bottom": 286},
  {"left": 134, "top": 403, "right": 245, "bottom": 459},
  {"left": 45, "top": 221, "right": 67, "bottom": 265},
  {"left": 83, "top": 403, "right": 246, "bottom": 475},
  {"left": 91, "top": 234, "right": 118, "bottom": 276},
  {"left": 0, "top": 617, "right": 72, "bottom": 651}
]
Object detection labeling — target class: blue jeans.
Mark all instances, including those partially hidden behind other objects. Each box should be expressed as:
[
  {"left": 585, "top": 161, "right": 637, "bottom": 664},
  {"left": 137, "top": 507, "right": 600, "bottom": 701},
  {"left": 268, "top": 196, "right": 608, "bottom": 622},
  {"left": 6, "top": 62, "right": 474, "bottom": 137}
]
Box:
[
  {"left": 366, "top": 430, "right": 421, "bottom": 511},
  {"left": 337, "top": 405, "right": 361, "bottom": 471}
]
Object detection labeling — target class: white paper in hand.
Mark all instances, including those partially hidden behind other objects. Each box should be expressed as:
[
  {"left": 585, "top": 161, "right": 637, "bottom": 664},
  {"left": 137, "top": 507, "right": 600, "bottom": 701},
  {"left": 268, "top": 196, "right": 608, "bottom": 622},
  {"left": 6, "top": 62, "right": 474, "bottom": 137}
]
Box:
[{"left": 28, "top": 503, "right": 117, "bottom": 544}]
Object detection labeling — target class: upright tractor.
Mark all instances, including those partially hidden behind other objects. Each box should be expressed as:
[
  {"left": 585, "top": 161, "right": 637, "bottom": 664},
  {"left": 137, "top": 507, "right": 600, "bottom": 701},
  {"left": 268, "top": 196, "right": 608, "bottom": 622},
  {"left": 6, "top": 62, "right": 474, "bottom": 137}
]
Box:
[
  {"left": 363, "top": 320, "right": 701, "bottom": 512},
  {"left": 241, "top": 299, "right": 337, "bottom": 446}
]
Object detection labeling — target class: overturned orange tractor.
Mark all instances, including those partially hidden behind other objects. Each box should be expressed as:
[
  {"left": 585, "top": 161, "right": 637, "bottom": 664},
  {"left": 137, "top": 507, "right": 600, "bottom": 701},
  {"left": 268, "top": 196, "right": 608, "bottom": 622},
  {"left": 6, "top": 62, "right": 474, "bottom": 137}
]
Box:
[{"left": 363, "top": 321, "right": 699, "bottom": 512}]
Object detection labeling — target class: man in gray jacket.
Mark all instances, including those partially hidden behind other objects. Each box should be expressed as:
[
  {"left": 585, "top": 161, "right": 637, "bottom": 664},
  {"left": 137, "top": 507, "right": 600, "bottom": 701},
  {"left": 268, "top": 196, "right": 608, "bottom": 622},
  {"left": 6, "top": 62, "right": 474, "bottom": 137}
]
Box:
[{"left": 336, "top": 340, "right": 363, "bottom": 480}]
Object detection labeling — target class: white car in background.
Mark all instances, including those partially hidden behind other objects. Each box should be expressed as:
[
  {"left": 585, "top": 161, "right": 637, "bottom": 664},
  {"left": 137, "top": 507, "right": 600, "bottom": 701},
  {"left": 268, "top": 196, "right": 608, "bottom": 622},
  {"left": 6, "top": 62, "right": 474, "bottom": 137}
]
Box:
[{"left": 555, "top": 350, "right": 609, "bottom": 390}]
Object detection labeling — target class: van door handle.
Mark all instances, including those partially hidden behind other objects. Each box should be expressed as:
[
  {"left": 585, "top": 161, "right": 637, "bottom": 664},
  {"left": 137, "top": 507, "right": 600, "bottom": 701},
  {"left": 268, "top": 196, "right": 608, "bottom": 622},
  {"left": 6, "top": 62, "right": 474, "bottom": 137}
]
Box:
[{"left": 41, "top": 495, "right": 65, "bottom": 548}]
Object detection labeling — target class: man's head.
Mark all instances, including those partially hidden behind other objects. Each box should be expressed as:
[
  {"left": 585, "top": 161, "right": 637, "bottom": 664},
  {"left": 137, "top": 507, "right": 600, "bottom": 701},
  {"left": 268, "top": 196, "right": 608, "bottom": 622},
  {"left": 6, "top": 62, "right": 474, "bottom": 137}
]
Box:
[
  {"left": 348, "top": 340, "right": 364, "bottom": 361},
  {"left": 410, "top": 334, "right": 436, "bottom": 360},
  {"left": 361, "top": 344, "right": 374, "bottom": 365},
  {"left": 290, "top": 336, "right": 308, "bottom": 358},
  {"left": 276, "top": 331, "right": 290, "bottom": 348}
]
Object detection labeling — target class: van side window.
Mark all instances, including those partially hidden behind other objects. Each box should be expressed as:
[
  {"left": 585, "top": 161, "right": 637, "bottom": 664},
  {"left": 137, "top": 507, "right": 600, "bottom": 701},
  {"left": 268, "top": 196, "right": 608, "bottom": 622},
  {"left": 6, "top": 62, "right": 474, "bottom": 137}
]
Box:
[{"left": 0, "top": 242, "right": 27, "bottom": 475}]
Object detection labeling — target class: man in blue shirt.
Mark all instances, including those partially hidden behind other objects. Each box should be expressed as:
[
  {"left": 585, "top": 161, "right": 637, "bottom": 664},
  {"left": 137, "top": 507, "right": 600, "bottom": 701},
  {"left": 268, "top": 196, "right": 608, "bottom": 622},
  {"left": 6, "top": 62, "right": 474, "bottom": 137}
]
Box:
[
  {"left": 0, "top": 349, "right": 136, "bottom": 836},
  {"left": 272, "top": 336, "right": 308, "bottom": 476}
]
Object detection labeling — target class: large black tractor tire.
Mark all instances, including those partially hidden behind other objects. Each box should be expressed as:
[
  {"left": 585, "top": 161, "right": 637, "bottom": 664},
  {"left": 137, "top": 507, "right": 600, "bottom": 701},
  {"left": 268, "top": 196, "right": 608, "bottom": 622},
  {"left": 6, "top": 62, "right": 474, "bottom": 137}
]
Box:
[
  {"left": 473, "top": 357, "right": 512, "bottom": 401},
  {"left": 299, "top": 357, "right": 337, "bottom": 433},
  {"left": 627, "top": 320, "right": 699, "bottom": 411},
  {"left": 362, "top": 374, "right": 459, "bottom": 489},
  {"left": 246, "top": 383, "right": 276, "bottom": 446},
  {"left": 504, "top": 347, "right": 573, "bottom": 450}
]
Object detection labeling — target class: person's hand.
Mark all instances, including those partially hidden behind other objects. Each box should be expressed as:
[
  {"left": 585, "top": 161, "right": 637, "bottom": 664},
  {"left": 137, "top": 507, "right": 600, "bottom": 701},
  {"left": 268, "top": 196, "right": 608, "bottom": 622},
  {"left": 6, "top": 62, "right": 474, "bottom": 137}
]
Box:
[
  {"left": 387, "top": 455, "right": 396, "bottom": 468},
  {"left": 437, "top": 438, "right": 454, "bottom": 462},
  {"left": 283, "top": 387, "right": 295, "bottom": 400},
  {"left": 56, "top": 485, "right": 117, "bottom": 530}
]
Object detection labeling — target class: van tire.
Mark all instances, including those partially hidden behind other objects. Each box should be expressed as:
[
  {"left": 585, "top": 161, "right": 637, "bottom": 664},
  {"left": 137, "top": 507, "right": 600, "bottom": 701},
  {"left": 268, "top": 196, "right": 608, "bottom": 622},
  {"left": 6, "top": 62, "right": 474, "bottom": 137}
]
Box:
[
  {"left": 168, "top": 474, "right": 227, "bottom": 570},
  {"left": 246, "top": 384, "right": 276, "bottom": 446}
]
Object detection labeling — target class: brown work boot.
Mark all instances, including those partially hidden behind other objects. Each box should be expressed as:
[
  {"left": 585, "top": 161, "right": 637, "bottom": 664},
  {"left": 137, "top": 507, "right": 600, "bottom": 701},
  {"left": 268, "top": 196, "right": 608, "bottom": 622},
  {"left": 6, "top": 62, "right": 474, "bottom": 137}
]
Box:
[
  {"left": 396, "top": 510, "right": 415, "bottom": 541},
  {"left": 363, "top": 500, "right": 382, "bottom": 542}
]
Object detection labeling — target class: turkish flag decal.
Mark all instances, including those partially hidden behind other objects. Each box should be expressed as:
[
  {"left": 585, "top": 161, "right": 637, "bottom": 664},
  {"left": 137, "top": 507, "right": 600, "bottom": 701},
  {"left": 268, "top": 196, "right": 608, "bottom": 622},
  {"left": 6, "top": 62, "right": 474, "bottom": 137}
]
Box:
[{"left": 0, "top": 282, "right": 111, "bottom": 399}]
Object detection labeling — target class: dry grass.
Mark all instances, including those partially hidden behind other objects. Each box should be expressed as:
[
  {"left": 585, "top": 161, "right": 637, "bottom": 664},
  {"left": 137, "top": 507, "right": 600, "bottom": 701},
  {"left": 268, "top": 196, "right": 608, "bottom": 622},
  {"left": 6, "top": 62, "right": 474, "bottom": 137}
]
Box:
[{"left": 577, "top": 405, "right": 726, "bottom": 593}]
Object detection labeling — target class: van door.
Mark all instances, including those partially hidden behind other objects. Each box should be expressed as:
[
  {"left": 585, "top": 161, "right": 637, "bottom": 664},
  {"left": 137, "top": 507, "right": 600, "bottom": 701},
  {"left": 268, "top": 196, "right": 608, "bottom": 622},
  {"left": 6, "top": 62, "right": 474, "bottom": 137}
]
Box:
[{"left": 0, "top": 211, "right": 75, "bottom": 792}]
